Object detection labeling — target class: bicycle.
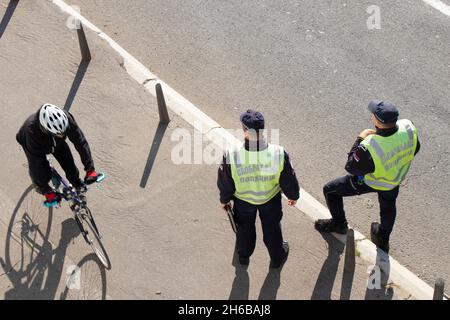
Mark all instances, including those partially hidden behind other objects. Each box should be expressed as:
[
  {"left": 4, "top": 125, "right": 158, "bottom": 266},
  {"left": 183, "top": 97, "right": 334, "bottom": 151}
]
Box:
[{"left": 45, "top": 158, "right": 111, "bottom": 270}]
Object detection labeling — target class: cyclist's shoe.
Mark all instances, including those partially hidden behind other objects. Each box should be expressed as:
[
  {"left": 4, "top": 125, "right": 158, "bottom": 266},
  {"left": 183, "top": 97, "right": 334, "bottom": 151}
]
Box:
[
  {"left": 371, "top": 222, "right": 390, "bottom": 254},
  {"left": 314, "top": 219, "right": 348, "bottom": 234},
  {"left": 270, "top": 241, "right": 289, "bottom": 269},
  {"left": 35, "top": 184, "right": 53, "bottom": 195},
  {"left": 44, "top": 192, "right": 61, "bottom": 207},
  {"left": 84, "top": 170, "right": 100, "bottom": 185}
]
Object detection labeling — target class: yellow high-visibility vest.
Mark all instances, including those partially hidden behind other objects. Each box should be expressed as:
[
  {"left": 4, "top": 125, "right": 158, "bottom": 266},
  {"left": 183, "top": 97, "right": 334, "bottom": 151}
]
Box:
[
  {"left": 361, "top": 119, "right": 418, "bottom": 191},
  {"left": 230, "top": 144, "right": 284, "bottom": 205}
]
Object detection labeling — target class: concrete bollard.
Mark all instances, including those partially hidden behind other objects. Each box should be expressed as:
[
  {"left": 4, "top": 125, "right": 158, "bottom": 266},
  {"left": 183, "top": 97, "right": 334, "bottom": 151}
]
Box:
[
  {"left": 344, "top": 228, "right": 355, "bottom": 272},
  {"left": 156, "top": 83, "right": 170, "bottom": 124},
  {"left": 77, "top": 23, "right": 91, "bottom": 62},
  {"left": 433, "top": 278, "right": 445, "bottom": 300}
]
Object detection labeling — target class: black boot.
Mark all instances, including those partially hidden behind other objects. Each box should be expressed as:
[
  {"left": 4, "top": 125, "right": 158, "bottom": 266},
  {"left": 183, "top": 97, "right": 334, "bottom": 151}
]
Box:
[
  {"left": 315, "top": 219, "right": 348, "bottom": 234},
  {"left": 371, "top": 222, "right": 390, "bottom": 254}
]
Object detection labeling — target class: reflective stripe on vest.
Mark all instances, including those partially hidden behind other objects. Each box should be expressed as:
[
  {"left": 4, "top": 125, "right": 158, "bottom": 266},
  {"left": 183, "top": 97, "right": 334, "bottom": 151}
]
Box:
[
  {"left": 361, "top": 119, "right": 418, "bottom": 191},
  {"left": 230, "top": 144, "right": 284, "bottom": 205}
]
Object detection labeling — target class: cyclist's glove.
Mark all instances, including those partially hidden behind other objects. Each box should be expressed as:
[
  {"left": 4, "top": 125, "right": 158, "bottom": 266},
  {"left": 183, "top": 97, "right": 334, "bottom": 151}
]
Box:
[
  {"left": 84, "top": 170, "right": 99, "bottom": 185},
  {"left": 44, "top": 192, "right": 62, "bottom": 207}
]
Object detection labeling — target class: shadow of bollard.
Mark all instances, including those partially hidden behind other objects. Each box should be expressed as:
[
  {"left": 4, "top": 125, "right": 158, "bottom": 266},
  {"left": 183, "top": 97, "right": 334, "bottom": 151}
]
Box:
[
  {"left": 0, "top": 0, "right": 19, "bottom": 40},
  {"left": 139, "top": 122, "right": 169, "bottom": 189},
  {"left": 77, "top": 23, "right": 91, "bottom": 62},
  {"left": 139, "top": 83, "right": 172, "bottom": 188},
  {"left": 64, "top": 60, "right": 90, "bottom": 112}
]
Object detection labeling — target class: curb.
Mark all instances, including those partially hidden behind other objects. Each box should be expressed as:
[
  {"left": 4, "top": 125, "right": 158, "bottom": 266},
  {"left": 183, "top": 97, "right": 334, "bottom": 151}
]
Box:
[{"left": 51, "top": 0, "right": 440, "bottom": 300}]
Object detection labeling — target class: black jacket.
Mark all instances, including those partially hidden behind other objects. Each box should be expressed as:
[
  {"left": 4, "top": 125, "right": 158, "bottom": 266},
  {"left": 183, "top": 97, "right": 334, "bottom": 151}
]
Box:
[
  {"left": 345, "top": 125, "right": 420, "bottom": 176},
  {"left": 217, "top": 140, "right": 300, "bottom": 204},
  {"left": 16, "top": 109, "right": 95, "bottom": 172}
]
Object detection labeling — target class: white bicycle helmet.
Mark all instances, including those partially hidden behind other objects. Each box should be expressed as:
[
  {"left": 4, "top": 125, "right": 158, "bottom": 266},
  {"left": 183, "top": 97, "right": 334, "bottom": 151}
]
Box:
[{"left": 39, "top": 104, "right": 69, "bottom": 135}]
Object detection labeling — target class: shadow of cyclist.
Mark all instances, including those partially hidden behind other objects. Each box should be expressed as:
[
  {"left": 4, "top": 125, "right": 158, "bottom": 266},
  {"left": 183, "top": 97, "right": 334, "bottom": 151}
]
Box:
[
  {"left": 0, "top": 186, "right": 86, "bottom": 299},
  {"left": 1, "top": 186, "right": 52, "bottom": 291},
  {"left": 60, "top": 253, "right": 108, "bottom": 300}
]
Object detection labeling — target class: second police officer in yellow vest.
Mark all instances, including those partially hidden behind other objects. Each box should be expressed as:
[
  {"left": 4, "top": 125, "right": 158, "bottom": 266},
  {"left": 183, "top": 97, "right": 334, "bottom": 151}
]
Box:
[
  {"left": 315, "top": 101, "right": 420, "bottom": 253},
  {"left": 218, "top": 110, "right": 300, "bottom": 268}
]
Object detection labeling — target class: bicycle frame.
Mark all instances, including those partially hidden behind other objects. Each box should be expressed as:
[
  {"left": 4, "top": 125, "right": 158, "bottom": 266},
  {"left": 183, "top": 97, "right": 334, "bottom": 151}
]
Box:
[
  {"left": 48, "top": 166, "right": 84, "bottom": 211},
  {"left": 45, "top": 157, "right": 110, "bottom": 269},
  {"left": 47, "top": 159, "right": 100, "bottom": 236}
]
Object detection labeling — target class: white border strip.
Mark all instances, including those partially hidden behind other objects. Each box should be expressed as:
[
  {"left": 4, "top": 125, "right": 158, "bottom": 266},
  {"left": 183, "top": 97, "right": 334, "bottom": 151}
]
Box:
[
  {"left": 422, "top": 0, "right": 450, "bottom": 17},
  {"left": 51, "top": 0, "right": 441, "bottom": 300}
]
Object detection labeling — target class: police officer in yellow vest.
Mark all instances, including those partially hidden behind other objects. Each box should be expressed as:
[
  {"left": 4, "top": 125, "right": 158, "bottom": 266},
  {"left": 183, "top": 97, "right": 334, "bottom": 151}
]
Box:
[
  {"left": 315, "top": 101, "right": 420, "bottom": 253},
  {"left": 218, "top": 110, "right": 300, "bottom": 268}
]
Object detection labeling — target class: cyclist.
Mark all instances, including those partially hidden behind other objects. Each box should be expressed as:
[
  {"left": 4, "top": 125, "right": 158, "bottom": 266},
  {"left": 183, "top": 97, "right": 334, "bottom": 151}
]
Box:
[{"left": 16, "top": 103, "right": 101, "bottom": 206}]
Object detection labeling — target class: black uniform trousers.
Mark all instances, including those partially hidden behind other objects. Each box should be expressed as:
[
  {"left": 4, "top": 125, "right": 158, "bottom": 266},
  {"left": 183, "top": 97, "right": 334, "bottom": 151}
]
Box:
[
  {"left": 324, "top": 175, "right": 399, "bottom": 243},
  {"left": 233, "top": 192, "right": 285, "bottom": 264},
  {"left": 24, "top": 140, "right": 81, "bottom": 194}
]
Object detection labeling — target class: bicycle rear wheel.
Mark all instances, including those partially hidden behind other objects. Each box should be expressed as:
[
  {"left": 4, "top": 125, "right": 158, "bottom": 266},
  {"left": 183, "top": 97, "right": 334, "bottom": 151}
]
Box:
[{"left": 75, "top": 208, "right": 111, "bottom": 270}]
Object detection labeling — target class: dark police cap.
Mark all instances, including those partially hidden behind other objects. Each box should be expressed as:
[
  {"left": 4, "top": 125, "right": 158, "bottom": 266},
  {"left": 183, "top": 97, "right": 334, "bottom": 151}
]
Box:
[
  {"left": 240, "top": 109, "right": 265, "bottom": 130},
  {"left": 368, "top": 100, "right": 399, "bottom": 124}
]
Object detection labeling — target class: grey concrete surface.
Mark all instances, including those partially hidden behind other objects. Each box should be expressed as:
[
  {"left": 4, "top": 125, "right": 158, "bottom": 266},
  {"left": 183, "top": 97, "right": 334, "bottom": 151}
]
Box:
[
  {"left": 66, "top": 0, "right": 450, "bottom": 288},
  {"left": 0, "top": 0, "right": 412, "bottom": 299}
]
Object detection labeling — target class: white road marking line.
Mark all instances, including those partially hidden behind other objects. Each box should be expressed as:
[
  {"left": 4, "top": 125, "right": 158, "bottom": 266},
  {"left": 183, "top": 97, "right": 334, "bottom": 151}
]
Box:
[{"left": 422, "top": 0, "right": 450, "bottom": 17}]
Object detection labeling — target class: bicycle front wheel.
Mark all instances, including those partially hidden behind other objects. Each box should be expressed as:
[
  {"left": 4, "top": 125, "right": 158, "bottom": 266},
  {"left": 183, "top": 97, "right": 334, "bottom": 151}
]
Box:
[{"left": 76, "top": 208, "right": 111, "bottom": 270}]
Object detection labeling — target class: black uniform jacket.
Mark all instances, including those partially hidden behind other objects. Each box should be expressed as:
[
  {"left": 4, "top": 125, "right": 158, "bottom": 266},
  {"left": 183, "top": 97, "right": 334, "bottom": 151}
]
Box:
[
  {"left": 218, "top": 139, "right": 300, "bottom": 204},
  {"left": 16, "top": 109, "right": 95, "bottom": 172}
]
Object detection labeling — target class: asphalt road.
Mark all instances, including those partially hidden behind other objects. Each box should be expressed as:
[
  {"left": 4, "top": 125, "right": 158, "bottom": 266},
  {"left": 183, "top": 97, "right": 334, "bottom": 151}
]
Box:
[{"left": 64, "top": 0, "right": 450, "bottom": 287}]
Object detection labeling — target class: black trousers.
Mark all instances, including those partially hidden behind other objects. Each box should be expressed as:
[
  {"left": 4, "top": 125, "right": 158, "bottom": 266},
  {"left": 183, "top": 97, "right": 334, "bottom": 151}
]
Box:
[
  {"left": 24, "top": 141, "right": 81, "bottom": 194},
  {"left": 233, "top": 192, "right": 285, "bottom": 263},
  {"left": 323, "top": 175, "right": 399, "bottom": 243}
]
